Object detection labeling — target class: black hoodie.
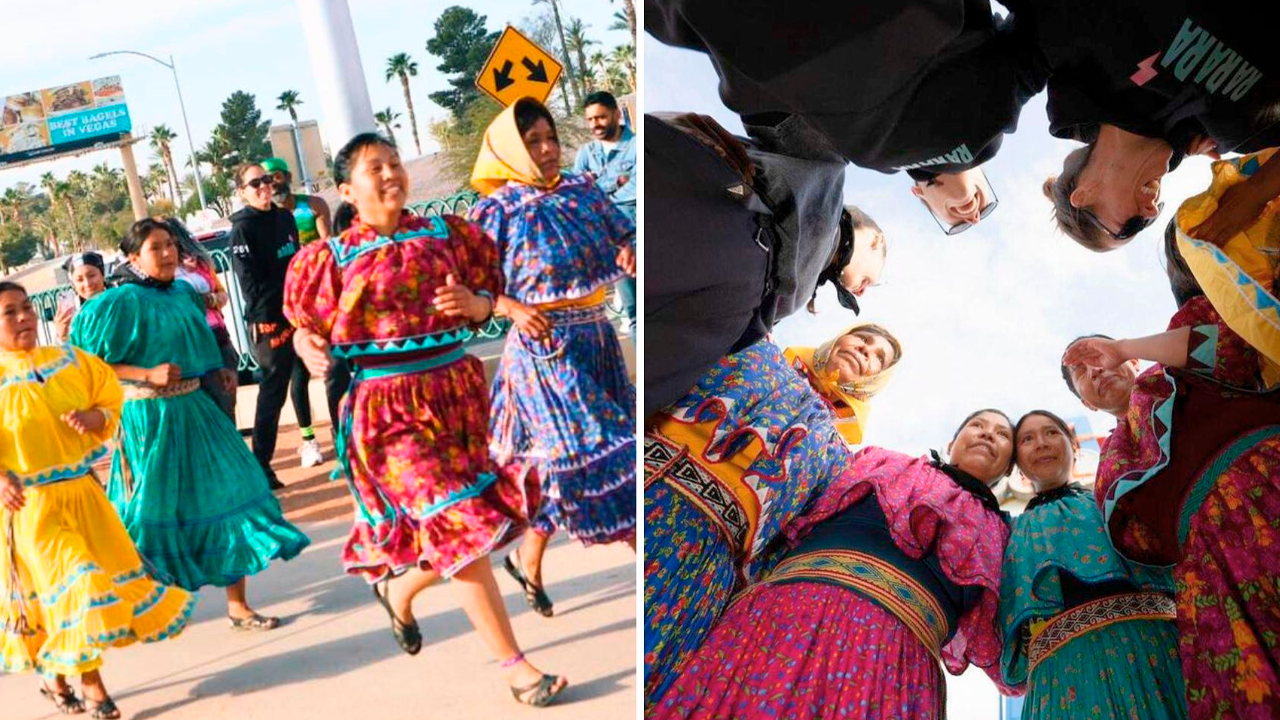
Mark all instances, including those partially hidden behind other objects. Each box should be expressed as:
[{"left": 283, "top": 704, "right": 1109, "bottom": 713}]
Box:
[
  {"left": 228, "top": 204, "right": 299, "bottom": 324},
  {"left": 645, "top": 0, "right": 1046, "bottom": 175},
  {"left": 1012, "top": 0, "right": 1280, "bottom": 153}
]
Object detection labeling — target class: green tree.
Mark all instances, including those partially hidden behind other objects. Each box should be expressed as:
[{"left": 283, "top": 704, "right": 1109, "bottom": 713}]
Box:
[
  {"left": 0, "top": 222, "right": 39, "bottom": 271},
  {"left": 276, "top": 89, "right": 303, "bottom": 124},
  {"left": 425, "top": 6, "right": 499, "bottom": 125},
  {"left": 611, "top": 43, "right": 635, "bottom": 93},
  {"left": 374, "top": 107, "right": 403, "bottom": 142},
  {"left": 610, "top": 0, "right": 636, "bottom": 44},
  {"left": 565, "top": 19, "right": 597, "bottom": 97},
  {"left": 522, "top": 10, "right": 574, "bottom": 115},
  {"left": 149, "top": 124, "right": 182, "bottom": 207},
  {"left": 385, "top": 53, "right": 423, "bottom": 155},
  {"left": 212, "top": 91, "right": 272, "bottom": 173},
  {"left": 533, "top": 0, "right": 582, "bottom": 107}
]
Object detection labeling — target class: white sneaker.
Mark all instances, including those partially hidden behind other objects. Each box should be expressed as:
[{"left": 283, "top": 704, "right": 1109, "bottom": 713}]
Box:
[{"left": 299, "top": 439, "right": 324, "bottom": 468}]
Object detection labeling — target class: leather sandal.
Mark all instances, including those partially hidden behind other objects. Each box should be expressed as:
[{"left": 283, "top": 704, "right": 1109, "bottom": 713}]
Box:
[
  {"left": 504, "top": 552, "right": 554, "bottom": 617},
  {"left": 40, "top": 684, "right": 85, "bottom": 715},
  {"left": 510, "top": 674, "right": 567, "bottom": 707},
  {"left": 372, "top": 577, "right": 422, "bottom": 655}
]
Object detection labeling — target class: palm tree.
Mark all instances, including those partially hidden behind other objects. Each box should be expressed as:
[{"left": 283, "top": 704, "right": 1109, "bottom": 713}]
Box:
[
  {"left": 276, "top": 90, "right": 303, "bottom": 124},
  {"left": 149, "top": 124, "right": 182, "bottom": 208},
  {"left": 385, "top": 53, "right": 422, "bottom": 156},
  {"left": 611, "top": 43, "right": 636, "bottom": 92},
  {"left": 589, "top": 50, "right": 610, "bottom": 88},
  {"left": 40, "top": 172, "right": 80, "bottom": 251},
  {"left": 374, "top": 107, "right": 403, "bottom": 142},
  {"left": 609, "top": 0, "right": 636, "bottom": 44},
  {"left": 144, "top": 163, "right": 170, "bottom": 204},
  {"left": 565, "top": 19, "right": 597, "bottom": 98},
  {"left": 533, "top": 0, "right": 582, "bottom": 107}
]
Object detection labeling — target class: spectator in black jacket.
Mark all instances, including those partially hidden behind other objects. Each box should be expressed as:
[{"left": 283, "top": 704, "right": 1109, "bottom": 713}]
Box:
[{"left": 228, "top": 163, "right": 300, "bottom": 491}]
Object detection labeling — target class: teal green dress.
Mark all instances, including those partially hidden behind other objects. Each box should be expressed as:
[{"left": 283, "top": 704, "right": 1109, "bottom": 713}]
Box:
[
  {"left": 998, "top": 485, "right": 1187, "bottom": 719},
  {"left": 70, "top": 282, "right": 310, "bottom": 591}
]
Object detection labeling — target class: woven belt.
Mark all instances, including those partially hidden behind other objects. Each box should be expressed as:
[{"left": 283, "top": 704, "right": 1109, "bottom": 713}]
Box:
[
  {"left": 757, "top": 549, "right": 949, "bottom": 661},
  {"left": 532, "top": 286, "right": 607, "bottom": 312},
  {"left": 123, "top": 378, "right": 201, "bottom": 400},
  {"left": 643, "top": 430, "right": 755, "bottom": 558},
  {"left": 1028, "top": 592, "right": 1176, "bottom": 673}
]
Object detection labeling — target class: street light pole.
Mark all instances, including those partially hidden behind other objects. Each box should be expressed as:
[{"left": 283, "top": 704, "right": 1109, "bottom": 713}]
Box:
[{"left": 89, "top": 49, "right": 208, "bottom": 212}]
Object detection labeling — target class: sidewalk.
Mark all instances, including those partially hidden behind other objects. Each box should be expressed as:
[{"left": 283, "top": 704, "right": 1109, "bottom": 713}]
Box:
[{"left": 2, "top": 331, "right": 639, "bottom": 719}]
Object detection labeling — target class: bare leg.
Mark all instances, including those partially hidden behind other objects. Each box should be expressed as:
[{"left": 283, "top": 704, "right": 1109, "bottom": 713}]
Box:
[
  {"left": 517, "top": 529, "right": 550, "bottom": 587},
  {"left": 625, "top": 534, "right": 636, "bottom": 552},
  {"left": 450, "top": 559, "right": 567, "bottom": 699},
  {"left": 81, "top": 669, "right": 119, "bottom": 718},
  {"left": 226, "top": 577, "right": 259, "bottom": 619},
  {"left": 385, "top": 566, "right": 441, "bottom": 623}
]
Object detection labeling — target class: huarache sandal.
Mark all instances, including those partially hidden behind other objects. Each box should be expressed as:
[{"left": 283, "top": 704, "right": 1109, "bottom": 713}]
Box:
[
  {"left": 86, "top": 697, "right": 121, "bottom": 720},
  {"left": 373, "top": 578, "right": 422, "bottom": 655},
  {"left": 228, "top": 613, "right": 281, "bottom": 631},
  {"left": 504, "top": 552, "right": 554, "bottom": 617},
  {"left": 510, "top": 673, "right": 567, "bottom": 707},
  {"left": 40, "top": 684, "right": 86, "bottom": 714}
]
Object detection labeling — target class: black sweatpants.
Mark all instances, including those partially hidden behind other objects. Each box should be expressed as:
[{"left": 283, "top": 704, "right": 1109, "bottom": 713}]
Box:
[
  {"left": 250, "top": 322, "right": 297, "bottom": 482},
  {"left": 289, "top": 354, "right": 351, "bottom": 435}
]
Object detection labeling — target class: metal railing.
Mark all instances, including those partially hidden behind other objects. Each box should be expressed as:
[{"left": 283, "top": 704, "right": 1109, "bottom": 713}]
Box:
[{"left": 31, "top": 188, "right": 626, "bottom": 377}]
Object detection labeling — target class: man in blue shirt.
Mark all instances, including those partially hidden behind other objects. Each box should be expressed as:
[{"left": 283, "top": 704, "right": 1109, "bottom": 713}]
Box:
[{"left": 574, "top": 91, "right": 636, "bottom": 332}]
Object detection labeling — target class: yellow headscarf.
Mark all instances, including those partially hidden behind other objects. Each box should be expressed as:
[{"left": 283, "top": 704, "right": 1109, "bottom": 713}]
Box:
[
  {"left": 1174, "top": 147, "right": 1280, "bottom": 387},
  {"left": 783, "top": 322, "right": 902, "bottom": 445},
  {"left": 470, "top": 98, "right": 561, "bottom": 196}
]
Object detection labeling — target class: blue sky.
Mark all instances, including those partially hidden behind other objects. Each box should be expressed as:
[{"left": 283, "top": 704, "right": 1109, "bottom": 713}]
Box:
[
  {"left": 645, "top": 37, "right": 1212, "bottom": 480},
  {"left": 0, "top": 0, "right": 630, "bottom": 190}
]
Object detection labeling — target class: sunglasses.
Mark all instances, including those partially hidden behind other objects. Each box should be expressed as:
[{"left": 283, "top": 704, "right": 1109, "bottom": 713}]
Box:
[
  {"left": 243, "top": 176, "right": 273, "bottom": 190},
  {"left": 1081, "top": 202, "right": 1163, "bottom": 241},
  {"left": 920, "top": 168, "right": 1000, "bottom": 236}
]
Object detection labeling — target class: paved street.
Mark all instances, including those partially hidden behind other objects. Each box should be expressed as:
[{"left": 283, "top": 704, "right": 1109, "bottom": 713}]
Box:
[{"left": 3, "top": 351, "right": 638, "bottom": 718}]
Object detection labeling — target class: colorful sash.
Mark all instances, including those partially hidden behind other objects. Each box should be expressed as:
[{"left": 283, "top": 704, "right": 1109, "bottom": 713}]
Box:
[{"left": 1027, "top": 592, "right": 1176, "bottom": 673}]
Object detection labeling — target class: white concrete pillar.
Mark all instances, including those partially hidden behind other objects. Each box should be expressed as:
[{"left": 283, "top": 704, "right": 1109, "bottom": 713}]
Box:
[
  {"left": 119, "top": 134, "right": 149, "bottom": 220},
  {"left": 296, "top": 0, "right": 377, "bottom": 160}
]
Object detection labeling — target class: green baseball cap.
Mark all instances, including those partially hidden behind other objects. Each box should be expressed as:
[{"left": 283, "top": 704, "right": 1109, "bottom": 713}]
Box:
[{"left": 261, "top": 157, "right": 290, "bottom": 174}]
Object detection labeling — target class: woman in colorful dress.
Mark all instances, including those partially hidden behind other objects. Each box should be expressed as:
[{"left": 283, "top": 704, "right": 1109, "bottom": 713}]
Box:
[
  {"left": 284, "top": 132, "right": 565, "bottom": 707},
  {"left": 783, "top": 322, "right": 903, "bottom": 446},
  {"left": 644, "top": 322, "right": 901, "bottom": 706},
  {"left": 1063, "top": 262, "right": 1280, "bottom": 718},
  {"left": 652, "top": 409, "right": 1016, "bottom": 719},
  {"left": 468, "top": 98, "right": 636, "bottom": 618},
  {"left": 1, "top": 280, "right": 195, "bottom": 719},
  {"left": 69, "top": 218, "right": 309, "bottom": 631},
  {"left": 998, "top": 410, "right": 1186, "bottom": 720}
]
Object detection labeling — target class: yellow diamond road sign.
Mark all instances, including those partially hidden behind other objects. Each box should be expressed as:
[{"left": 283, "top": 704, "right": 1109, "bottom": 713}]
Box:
[{"left": 475, "top": 26, "right": 564, "bottom": 107}]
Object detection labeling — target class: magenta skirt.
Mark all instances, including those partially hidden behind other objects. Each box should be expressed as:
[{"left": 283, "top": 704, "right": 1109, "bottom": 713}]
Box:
[{"left": 650, "top": 580, "right": 941, "bottom": 719}]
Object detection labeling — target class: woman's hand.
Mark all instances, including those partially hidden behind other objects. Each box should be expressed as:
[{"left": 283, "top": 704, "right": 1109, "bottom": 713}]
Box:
[
  {"left": 205, "top": 291, "right": 228, "bottom": 309},
  {"left": 433, "top": 274, "right": 492, "bottom": 323},
  {"left": 501, "top": 298, "right": 553, "bottom": 339},
  {"left": 146, "top": 363, "right": 182, "bottom": 387},
  {"left": 293, "top": 328, "right": 333, "bottom": 378},
  {"left": 616, "top": 245, "right": 636, "bottom": 277},
  {"left": 1188, "top": 182, "right": 1274, "bottom": 248},
  {"left": 2, "top": 472, "right": 24, "bottom": 512},
  {"left": 54, "top": 305, "right": 74, "bottom": 341},
  {"left": 61, "top": 409, "right": 106, "bottom": 435},
  {"left": 1062, "top": 337, "right": 1127, "bottom": 371}
]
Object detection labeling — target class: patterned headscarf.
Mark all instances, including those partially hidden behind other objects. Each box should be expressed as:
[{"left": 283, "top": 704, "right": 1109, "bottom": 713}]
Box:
[
  {"left": 470, "top": 98, "right": 560, "bottom": 196},
  {"left": 784, "top": 322, "right": 902, "bottom": 444}
]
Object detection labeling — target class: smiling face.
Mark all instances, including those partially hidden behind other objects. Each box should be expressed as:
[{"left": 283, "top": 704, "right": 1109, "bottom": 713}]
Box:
[
  {"left": 1068, "top": 359, "right": 1140, "bottom": 416},
  {"left": 521, "top": 117, "right": 562, "bottom": 181},
  {"left": 1015, "top": 414, "right": 1076, "bottom": 492},
  {"left": 947, "top": 411, "right": 1015, "bottom": 484},
  {"left": 912, "top": 168, "right": 991, "bottom": 228},
  {"left": 69, "top": 263, "right": 105, "bottom": 300},
  {"left": 0, "top": 287, "right": 38, "bottom": 351},
  {"left": 825, "top": 330, "right": 898, "bottom": 384},
  {"left": 238, "top": 165, "right": 276, "bottom": 211},
  {"left": 584, "top": 102, "right": 621, "bottom": 142},
  {"left": 337, "top": 141, "right": 409, "bottom": 220},
  {"left": 128, "top": 227, "right": 179, "bottom": 282},
  {"left": 1069, "top": 126, "right": 1172, "bottom": 247}
]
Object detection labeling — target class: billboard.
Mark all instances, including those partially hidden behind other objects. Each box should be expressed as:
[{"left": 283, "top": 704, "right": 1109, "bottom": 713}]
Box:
[{"left": 1, "top": 76, "right": 132, "bottom": 168}]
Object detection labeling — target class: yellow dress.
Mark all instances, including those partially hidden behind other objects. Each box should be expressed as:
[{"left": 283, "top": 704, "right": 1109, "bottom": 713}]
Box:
[{"left": 1, "top": 345, "right": 194, "bottom": 677}]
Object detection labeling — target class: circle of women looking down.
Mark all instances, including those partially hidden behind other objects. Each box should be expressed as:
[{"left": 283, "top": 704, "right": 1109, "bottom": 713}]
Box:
[
  {"left": 998, "top": 410, "right": 1187, "bottom": 720},
  {"left": 284, "top": 131, "right": 567, "bottom": 707},
  {"left": 467, "top": 98, "right": 637, "bottom": 619},
  {"left": 2, "top": 280, "right": 196, "bottom": 719}
]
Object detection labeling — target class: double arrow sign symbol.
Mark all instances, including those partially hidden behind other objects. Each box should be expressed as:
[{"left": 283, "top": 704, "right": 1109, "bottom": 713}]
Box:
[{"left": 492, "top": 57, "right": 550, "bottom": 92}]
